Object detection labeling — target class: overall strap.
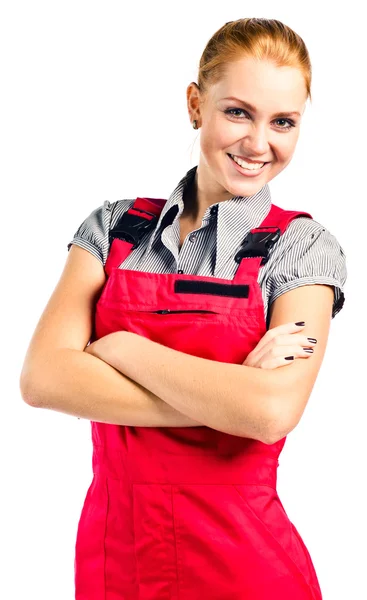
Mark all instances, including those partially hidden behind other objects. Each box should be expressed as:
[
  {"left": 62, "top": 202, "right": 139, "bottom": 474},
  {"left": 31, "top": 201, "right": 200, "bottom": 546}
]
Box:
[
  {"left": 105, "top": 197, "right": 167, "bottom": 277},
  {"left": 233, "top": 203, "right": 313, "bottom": 281},
  {"left": 105, "top": 197, "right": 313, "bottom": 281}
]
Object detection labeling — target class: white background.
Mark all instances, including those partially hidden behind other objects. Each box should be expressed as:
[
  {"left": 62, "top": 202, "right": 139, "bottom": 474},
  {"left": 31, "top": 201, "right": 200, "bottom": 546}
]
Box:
[{"left": 1, "top": 1, "right": 365, "bottom": 598}]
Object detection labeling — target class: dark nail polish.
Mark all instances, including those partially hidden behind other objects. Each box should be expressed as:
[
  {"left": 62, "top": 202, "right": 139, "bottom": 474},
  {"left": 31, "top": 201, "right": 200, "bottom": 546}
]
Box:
[
  {"left": 285, "top": 356, "right": 294, "bottom": 360},
  {"left": 303, "top": 348, "right": 314, "bottom": 353},
  {"left": 307, "top": 338, "right": 317, "bottom": 344},
  {"left": 295, "top": 321, "right": 305, "bottom": 326}
]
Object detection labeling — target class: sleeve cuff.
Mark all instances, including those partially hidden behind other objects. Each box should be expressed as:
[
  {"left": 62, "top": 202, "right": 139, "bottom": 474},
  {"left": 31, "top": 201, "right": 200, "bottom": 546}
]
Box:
[
  {"left": 67, "top": 238, "right": 104, "bottom": 265},
  {"left": 269, "top": 276, "right": 345, "bottom": 319}
]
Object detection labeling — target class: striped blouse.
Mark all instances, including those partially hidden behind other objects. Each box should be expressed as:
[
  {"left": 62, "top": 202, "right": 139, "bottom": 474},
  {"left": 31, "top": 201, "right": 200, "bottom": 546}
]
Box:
[{"left": 67, "top": 165, "right": 347, "bottom": 326}]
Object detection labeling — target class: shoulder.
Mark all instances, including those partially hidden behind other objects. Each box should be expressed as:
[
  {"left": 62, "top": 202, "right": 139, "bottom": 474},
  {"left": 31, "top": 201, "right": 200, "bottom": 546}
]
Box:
[
  {"left": 87, "top": 197, "right": 136, "bottom": 229},
  {"left": 264, "top": 215, "right": 347, "bottom": 319},
  {"left": 270, "top": 215, "right": 347, "bottom": 265},
  {"left": 109, "top": 198, "right": 137, "bottom": 228},
  {"left": 67, "top": 198, "right": 135, "bottom": 266},
  {"left": 275, "top": 215, "right": 339, "bottom": 250}
]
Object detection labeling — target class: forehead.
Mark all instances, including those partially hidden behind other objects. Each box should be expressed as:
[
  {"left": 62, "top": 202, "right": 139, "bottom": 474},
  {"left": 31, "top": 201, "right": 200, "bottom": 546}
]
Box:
[{"left": 211, "top": 57, "right": 307, "bottom": 109}]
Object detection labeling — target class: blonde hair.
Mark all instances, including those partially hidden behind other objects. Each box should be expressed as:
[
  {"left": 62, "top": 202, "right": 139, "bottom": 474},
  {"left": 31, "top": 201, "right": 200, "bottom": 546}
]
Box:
[{"left": 197, "top": 18, "right": 312, "bottom": 102}]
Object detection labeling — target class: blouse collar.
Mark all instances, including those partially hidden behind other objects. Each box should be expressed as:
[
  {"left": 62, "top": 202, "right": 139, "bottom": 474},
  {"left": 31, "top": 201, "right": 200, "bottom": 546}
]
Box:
[{"left": 145, "top": 164, "right": 272, "bottom": 259}]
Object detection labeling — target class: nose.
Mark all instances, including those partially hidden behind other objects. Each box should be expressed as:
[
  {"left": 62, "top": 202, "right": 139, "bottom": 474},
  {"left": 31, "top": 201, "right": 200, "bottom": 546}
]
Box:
[{"left": 243, "top": 124, "right": 269, "bottom": 157}]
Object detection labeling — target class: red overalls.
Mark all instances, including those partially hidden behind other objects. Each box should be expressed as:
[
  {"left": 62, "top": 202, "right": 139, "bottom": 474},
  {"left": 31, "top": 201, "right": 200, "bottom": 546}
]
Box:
[{"left": 74, "top": 197, "right": 323, "bottom": 599}]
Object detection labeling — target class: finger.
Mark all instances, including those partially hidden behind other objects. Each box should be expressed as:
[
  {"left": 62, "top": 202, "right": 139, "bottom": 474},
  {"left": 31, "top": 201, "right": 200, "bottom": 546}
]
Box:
[
  {"left": 252, "top": 344, "right": 314, "bottom": 368},
  {"left": 260, "top": 352, "right": 313, "bottom": 369},
  {"left": 251, "top": 321, "right": 306, "bottom": 356},
  {"left": 260, "top": 356, "right": 296, "bottom": 369},
  {"left": 260, "top": 332, "right": 318, "bottom": 352}
]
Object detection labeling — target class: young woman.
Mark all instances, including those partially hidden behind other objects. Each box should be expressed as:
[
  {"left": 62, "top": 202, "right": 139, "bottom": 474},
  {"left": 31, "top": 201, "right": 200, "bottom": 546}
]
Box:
[{"left": 21, "top": 18, "right": 346, "bottom": 600}]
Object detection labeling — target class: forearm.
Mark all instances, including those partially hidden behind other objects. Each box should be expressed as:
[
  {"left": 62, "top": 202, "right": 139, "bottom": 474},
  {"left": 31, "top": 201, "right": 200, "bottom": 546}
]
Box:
[
  {"left": 88, "top": 332, "right": 284, "bottom": 441},
  {"left": 20, "top": 348, "right": 204, "bottom": 427}
]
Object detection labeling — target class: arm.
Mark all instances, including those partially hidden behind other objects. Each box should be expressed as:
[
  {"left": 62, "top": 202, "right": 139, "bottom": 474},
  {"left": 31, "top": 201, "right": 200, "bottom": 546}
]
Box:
[
  {"left": 87, "top": 284, "right": 335, "bottom": 442},
  {"left": 22, "top": 347, "right": 203, "bottom": 427},
  {"left": 19, "top": 245, "right": 203, "bottom": 428},
  {"left": 264, "top": 283, "right": 335, "bottom": 439},
  {"left": 86, "top": 332, "right": 277, "bottom": 441}
]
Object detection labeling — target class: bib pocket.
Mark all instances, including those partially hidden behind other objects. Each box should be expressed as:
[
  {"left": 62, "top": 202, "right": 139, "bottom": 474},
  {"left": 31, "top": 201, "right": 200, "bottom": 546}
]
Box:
[{"left": 95, "top": 300, "right": 260, "bottom": 363}]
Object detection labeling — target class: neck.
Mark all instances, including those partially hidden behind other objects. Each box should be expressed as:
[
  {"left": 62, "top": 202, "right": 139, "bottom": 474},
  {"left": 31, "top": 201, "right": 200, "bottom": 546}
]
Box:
[
  {"left": 182, "top": 169, "right": 217, "bottom": 223},
  {"left": 181, "top": 177, "right": 199, "bottom": 222},
  {"left": 182, "top": 164, "right": 238, "bottom": 223}
]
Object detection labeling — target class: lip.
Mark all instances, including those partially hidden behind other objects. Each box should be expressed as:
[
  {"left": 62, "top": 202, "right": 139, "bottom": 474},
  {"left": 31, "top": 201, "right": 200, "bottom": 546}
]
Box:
[
  {"left": 229, "top": 153, "right": 269, "bottom": 164},
  {"left": 227, "top": 153, "right": 269, "bottom": 177}
]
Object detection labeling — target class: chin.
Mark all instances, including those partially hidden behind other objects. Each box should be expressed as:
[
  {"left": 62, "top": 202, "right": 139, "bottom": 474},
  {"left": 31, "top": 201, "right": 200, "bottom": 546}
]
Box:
[{"left": 225, "top": 179, "right": 267, "bottom": 197}]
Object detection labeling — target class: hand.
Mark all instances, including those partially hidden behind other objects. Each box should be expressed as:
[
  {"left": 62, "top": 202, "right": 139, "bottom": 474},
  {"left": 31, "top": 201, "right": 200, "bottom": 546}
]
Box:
[
  {"left": 84, "top": 340, "right": 97, "bottom": 355},
  {"left": 83, "top": 331, "right": 130, "bottom": 367},
  {"left": 83, "top": 335, "right": 116, "bottom": 359},
  {"left": 243, "top": 322, "right": 317, "bottom": 369}
]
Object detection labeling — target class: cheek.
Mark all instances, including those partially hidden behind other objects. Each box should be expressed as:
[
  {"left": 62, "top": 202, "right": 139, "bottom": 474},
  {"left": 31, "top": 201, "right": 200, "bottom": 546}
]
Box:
[
  {"left": 274, "top": 134, "right": 299, "bottom": 163},
  {"left": 200, "top": 116, "right": 234, "bottom": 151},
  {"left": 201, "top": 130, "right": 228, "bottom": 155}
]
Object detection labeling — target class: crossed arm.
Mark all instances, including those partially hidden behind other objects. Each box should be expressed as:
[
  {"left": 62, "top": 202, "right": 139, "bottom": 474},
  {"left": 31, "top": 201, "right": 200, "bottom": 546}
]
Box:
[
  {"left": 85, "top": 329, "right": 279, "bottom": 442},
  {"left": 21, "top": 275, "right": 333, "bottom": 442},
  {"left": 84, "top": 284, "right": 334, "bottom": 443}
]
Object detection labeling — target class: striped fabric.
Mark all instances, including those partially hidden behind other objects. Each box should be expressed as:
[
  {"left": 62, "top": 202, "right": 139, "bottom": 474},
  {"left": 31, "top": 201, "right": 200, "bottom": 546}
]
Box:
[{"left": 67, "top": 165, "right": 347, "bottom": 325}]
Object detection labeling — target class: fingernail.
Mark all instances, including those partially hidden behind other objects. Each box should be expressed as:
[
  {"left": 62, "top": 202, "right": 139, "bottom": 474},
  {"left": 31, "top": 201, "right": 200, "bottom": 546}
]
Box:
[
  {"left": 307, "top": 338, "right": 317, "bottom": 344},
  {"left": 295, "top": 321, "right": 305, "bottom": 326},
  {"left": 285, "top": 356, "right": 294, "bottom": 360},
  {"left": 303, "top": 348, "right": 314, "bottom": 353}
]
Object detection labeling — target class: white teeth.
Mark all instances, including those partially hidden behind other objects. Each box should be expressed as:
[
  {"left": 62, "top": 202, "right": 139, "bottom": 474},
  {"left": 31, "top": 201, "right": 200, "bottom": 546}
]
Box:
[{"left": 230, "top": 154, "right": 265, "bottom": 170}]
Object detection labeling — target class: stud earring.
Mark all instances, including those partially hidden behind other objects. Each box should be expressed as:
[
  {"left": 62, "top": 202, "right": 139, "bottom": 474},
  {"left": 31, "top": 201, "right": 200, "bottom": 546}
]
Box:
[{"left": 192, "top": 120, "right": 198, "bottom": 129}]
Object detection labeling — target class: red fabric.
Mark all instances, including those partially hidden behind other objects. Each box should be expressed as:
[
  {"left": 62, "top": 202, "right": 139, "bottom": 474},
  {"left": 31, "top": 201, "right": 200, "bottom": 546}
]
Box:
[{"left": 74, "top": 199, "right": 322, "bottom": 599}]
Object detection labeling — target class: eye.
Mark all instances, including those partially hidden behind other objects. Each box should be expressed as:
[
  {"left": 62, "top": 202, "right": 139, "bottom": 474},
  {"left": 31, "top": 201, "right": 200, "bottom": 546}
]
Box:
[
  {"left": 274, "top": 118, "right": 296, "bottom": 130},
  {"left": 224, "top": 108, "right": 296, "bottom": 131},
  {"left": 225, "top": 108, "right": 249, "bottom": 119}
]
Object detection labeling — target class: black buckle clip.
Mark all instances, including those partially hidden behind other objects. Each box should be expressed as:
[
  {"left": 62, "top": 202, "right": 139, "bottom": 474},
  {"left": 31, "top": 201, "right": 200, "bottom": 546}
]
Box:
[
  {"left": 235, "top": 227, "right": 281, "bottom": 265},
  {"left": 108, "top": 208, "right": 158, "bottom": 249}
]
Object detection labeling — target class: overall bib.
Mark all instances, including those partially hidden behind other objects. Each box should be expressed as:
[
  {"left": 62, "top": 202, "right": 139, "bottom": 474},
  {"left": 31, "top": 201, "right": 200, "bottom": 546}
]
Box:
[{"left": 74, "top": 197, "right": 323, "bottom": 599}]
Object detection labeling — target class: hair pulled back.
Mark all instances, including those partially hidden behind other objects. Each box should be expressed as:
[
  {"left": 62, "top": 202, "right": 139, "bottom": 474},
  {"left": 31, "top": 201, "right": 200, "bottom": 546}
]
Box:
[{"left": 197, "top": 18, "right": 312, "bottom": 102}]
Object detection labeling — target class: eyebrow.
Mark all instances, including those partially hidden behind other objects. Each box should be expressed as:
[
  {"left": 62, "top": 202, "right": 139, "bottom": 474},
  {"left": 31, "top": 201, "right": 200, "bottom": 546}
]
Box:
[{"left": 222, "top": 96, "right": 301, "bottom": 118}]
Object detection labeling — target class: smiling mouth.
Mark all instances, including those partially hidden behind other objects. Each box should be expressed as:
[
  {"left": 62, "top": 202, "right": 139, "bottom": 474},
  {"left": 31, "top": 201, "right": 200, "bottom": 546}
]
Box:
[{"left": 227, "top": 153, "right": 270, "bottom": 170}]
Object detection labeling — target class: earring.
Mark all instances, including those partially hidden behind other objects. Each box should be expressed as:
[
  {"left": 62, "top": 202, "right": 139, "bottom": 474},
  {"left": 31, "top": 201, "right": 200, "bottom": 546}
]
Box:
[{"left": 193, "top": 120, "right": 198, "bottom": 129}]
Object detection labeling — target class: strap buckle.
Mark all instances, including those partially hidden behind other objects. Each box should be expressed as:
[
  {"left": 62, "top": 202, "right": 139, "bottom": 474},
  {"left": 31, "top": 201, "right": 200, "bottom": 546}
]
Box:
[
  {"left": 234, "top": 227, "right": 281, "bottom": 266},
  {"left": 108, "top": 208, "right": 158, "bottom": 249}
]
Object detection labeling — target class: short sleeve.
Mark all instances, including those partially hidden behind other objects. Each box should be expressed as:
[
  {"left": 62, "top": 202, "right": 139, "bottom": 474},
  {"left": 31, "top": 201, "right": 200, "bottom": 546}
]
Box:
[
  {"left": 266, "top": 218, "right": 347, "bottom": 319},
  {"left": 67, "top": 200, "right": 116, "bottom": 266}
]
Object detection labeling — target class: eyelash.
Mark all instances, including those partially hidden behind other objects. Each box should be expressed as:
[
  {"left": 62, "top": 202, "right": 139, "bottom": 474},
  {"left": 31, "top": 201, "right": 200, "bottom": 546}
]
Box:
[{"left": 224, "top": 108, "right": 296, "bottom": 130}]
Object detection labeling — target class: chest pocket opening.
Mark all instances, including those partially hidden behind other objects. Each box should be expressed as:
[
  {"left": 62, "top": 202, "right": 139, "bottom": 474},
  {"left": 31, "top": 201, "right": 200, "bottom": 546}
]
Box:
[{"left": 147, "top": 309, "right": 217, "bottom": 314}]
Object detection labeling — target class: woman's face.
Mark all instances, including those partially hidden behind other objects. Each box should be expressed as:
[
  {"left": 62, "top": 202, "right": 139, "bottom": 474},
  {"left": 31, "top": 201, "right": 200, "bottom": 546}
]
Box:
[{"left": 188, "top": 56, "right": 308, "bottom": 201}]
